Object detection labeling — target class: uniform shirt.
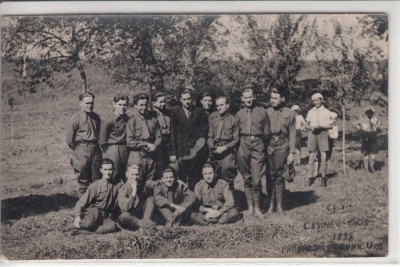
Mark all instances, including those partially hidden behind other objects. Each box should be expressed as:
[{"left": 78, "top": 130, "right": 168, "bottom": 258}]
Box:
[
  {"left": 154, "top": 108, "right": 171, "bottom": 140},
  {"left": 359, "top": 116, "right": 380, "bottom": 132},
  {"left": 66, "top": 110, "right": 100, "bottom": 150},
  {"left": 99, "top": 113, "right": 129, "bottom": 146},
  {"left": 126, "top": 109, "right": 162, "bottom": 149},
  {"left": 295, "top": 114, "right": 306, "bottom": 131},
  {"left": 207, "top": 111, "right": 239, "bottom": 149},
  {"left": 118, "top": 180, "right": 159, "bottom": 212},
  {"left": 267, "top": 106, "right": 297, "bottom": 154},
  {"left": 306, "top": 105, "right": 332, "bottom": 129},
  {"left": 154, "top": 180, "right": 196, "bottom": 209},
  {"left": 194, "top": 179, "right": 234, "bottom": 215},
  {"left": 73, "top": 179, "right": 122, "bottom": 217},
  {"left": 236, "top": 106, "right": 271, "bottom": 137}
]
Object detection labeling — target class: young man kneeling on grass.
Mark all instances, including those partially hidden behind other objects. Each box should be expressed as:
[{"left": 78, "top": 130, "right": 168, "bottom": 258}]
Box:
[
  {"left": 194, "top": 162, "right": 239, "bottom": 224},
  {"left": 117, "top": 164, "right": 156, "bottom": 230},
  {"left": 73, "top": 158, "right": 122, "bottom": 234},
  {"left": 154, "top": 166, "right": 208, "bottom": 226}
]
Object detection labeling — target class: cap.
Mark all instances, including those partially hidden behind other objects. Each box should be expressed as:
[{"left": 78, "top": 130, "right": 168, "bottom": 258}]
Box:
[
  {"left": 311, "top": 93, "right": 323, "bottom": 101},
  {"left": 291, "top": 105, "right": 300, "bottom": 111}
]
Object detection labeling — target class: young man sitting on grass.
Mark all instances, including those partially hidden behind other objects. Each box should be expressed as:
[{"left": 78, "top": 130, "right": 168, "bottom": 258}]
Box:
[
  {"left": 73, "top": 158, "right": 122, "bottom": 234},
  {"left": 154, "top": 166, "right": 208, "bottom": 226},
  {"left": 194, "top": 162, "right": 239, "bottom": 224},
  {"left": 117, "top": 164, "right": 157, "bottom": 230}
]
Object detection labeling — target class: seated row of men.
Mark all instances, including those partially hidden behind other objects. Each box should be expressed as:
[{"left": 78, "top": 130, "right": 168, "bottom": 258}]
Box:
[{"left": 73, "top": 159, "right": 239, "bottom": 233}]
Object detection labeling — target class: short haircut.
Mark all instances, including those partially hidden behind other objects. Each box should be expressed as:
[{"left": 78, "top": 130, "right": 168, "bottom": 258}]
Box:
[
  {"left": 241, "top": 88, "right": 254, "bottom": 96},
  {"left": 202, "top": 162, "right": 217, "bottom": 172},
  {"left": 101, "top": 158, "right": 114, "bottom": 168},
  {"left": 271, "top": 87, "right": 289, "bottom": 101},
  {"left": 200, "top": 91, "right": 213, "bottom": 100},
  {"left": 215, "top": 95, "right": 230, "bottom": 105},
  {"left": 179, "top": 89, "right": 192, "bottom": 99},
  {"left": 79, "top": 92, "right": 95, "bottom": 101},
  {"left": 114, "top": 94, "right": 129, "bottom": 103},
  {"left": 126, "top": 163, "right": 140, "bottom": 173},
  {"left": 152, "top": 91, "right": 166, "bottom": 102},
  {"left": 133, "top": 93, "right": 149, "bottom": 105},
  {"left": 161, "top": 166, "right": 176, "bottom": 177}
]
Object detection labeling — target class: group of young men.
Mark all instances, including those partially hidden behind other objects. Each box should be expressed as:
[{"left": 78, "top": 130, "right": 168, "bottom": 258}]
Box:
[{"left": 66, "top": 87, "right": 380, "bottom": 234}]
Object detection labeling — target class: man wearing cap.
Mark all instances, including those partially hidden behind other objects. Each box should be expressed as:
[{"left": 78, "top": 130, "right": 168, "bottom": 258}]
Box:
[
  {"left": 353, "top": 107, "right": 381, "bottom": 172},
  {"left": 236, "top": 88, "right": 271, "bottom": 218},
  {"left": 266, "top": 88, "right": 296, "bottom": 215},
  {"left": 305, "top": 93, "right": 333, "bottom": 187},
  {"left": 291, "top": 104, "right": 306, "bottom": 165}
]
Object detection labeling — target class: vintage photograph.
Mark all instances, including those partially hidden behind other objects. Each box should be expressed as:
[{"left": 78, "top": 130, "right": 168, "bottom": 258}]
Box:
[{"left": 0, "top": 14, "right": 388, "bottom": 259}]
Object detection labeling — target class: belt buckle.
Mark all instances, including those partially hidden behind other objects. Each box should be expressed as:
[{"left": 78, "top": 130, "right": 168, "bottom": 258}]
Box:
[{"left": 250, "top": 135, "right": 255, "bottom": 141}]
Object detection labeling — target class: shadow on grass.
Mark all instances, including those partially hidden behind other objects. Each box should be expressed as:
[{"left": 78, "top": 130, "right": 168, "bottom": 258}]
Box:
[
  {"left": 1, "top": 193, "right": 78, "bottom": 223},
  {"left": 285, "top": 190, "right": 319, "bottom": 211}
]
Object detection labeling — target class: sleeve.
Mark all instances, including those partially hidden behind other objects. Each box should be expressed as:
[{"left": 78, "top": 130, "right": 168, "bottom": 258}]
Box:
[
  {"left": 66, "top": 116, "right": 78, "bottom": 150},
  {"left": 117, "top": 185, "right": 139, "bottom": 212},
  {"left": 153, "top": 119, "right": 162, "bottom": 147},
  {"left": 288, "top": 112, "right": 297, "bottom": 154},
  {"left": 225, "top": 116, "right": 239, "bottom": 150},
  {"left": 194, "top": 182, "right": 205, "bottom": 212},
  {"left": 73, "top": 185, "right": 96, "bottom": 217},
  {"left": 99, "top": 118, "right": 112, "bottom": 147},
  {"left": 181, "top": 184, "right": 197, "bottom": 209},
  {"left": 263, "top": 110, "right": 271, "bottom": 139},
  {"left": 169, "top": 111, "right": 177, "bottom": 156},
  {"left": 154, "top": 184, "right": 171, "bottom": 208},
  {"left": 299, "top": 116, "right": 306, "bottom": 131},
  {"left": 305, "top": 110, "right": 312, "bottom": 123},
  {"left": 126, "top": 117, "right": 147, "bottom": 149},
  {"left": 219, "top": 183, "right": 235, "bottom": 214},
  {"left": 207, "top": 118, "right": 215, "bottom": 148}
]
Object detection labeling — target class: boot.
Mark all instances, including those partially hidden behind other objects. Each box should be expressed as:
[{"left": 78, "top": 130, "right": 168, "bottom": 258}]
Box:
[
  {"left": 244, "top": 187, "right": 254, "bottom": 216},
  {"left": 320, "top": 163, "right": 328, "bottom": 187},
  {"left": 307, "top": 163, "right": 314, "bottom": 186},
  {"left": 253, "top": 189, "right": 264, "bottom": 219},
  {"left": 189, "top": 212, "right": 209, "bottom": 226},
  {"left": 363, "top": 158, "right": 369, "bottom": 172},
  {"left": 265, "top": 186, "right": 276, "bottom": 216},
  {"left": 275, "top": 182, "right": 285, "bottom": 215},
  {"left": 369, "top": 158, "right": 376, "bottom": 172}
]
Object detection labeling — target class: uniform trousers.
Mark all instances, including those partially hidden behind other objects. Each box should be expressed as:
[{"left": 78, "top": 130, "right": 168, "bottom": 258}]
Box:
[
  {"left": 212, "top": 149, "right": 237, "bottom": 190},
  {"left": 80, "top": 207, "right": 117, "bottom": 234},
  {"left": 102, "top": 144, "right": 128, "bottom": 183},
  {"left": 70, "top": 143, "right": 102, "bottom": 195},
  {"left": 128, "top": 150, "right": 156, "bottom": 182},
  {"left": 117, "top": 197, "right": 155, "bottom": 230}
]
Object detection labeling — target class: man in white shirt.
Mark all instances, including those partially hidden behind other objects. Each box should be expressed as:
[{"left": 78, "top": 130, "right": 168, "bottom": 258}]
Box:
[{"left": 305, "top": 93, "right": 333, "bottom": 187}]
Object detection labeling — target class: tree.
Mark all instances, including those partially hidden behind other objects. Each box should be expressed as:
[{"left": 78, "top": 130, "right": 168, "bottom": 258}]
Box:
[{"left": 2, "top": 16, "right": 109, "bottom": 93}]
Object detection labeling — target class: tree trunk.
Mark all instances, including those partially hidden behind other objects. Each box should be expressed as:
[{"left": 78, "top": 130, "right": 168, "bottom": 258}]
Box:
[
  {"left": 22, "top": 54, "right": 27, "bottom": 78},
  {"left": 342, "top": 103, "right": 346, "bottom": 174},
  {"left": 78, "top": 63, "right": 87, "bottom": 93},
  {"left": 11, "top": 108, "right": 14, "bottom": 146}
]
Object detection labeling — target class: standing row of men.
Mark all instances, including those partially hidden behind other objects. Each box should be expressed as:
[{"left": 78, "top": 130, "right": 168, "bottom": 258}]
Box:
[{"left": 66, "top": 88, "right": 338, "bottom": 221}]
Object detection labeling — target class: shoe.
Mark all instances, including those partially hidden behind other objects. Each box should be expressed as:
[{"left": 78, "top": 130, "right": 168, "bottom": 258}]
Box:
[
  {"left": 308, "top": 177, "right": 314, "bottom": 187},
  {"left": 321, "top": 177, "right": 327, "bottom": 187},
  {"left": 265, "top": 205, "right": 275, "bottom": 216},
  {"left": 254, "top": 208, "right": 264, "bottom": 219},
  {"left": 245, "top": 206, "right": 254, "bottom": 217},
  {"left": 276, "top": 204, "right": 285, "bottom": 216}
]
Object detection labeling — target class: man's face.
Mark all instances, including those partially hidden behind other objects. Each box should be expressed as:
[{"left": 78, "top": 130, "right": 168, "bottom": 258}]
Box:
[
  {"left": 216, "top": 98, "right": 229, "bottom": 115},
  {"left": 161, "top": 171, "right": 175, "bottom": 188},
  {"left": 313, "top": 98, "right": 323, "bottom": 108},
  {"left": 126, "top": 167, "right": 140, "bottom": 184},
  {"left": 241, "top": 91, "right": 254, "bottom": 108},
  {"left": 180, "top": 93, "right": 192, "bottom": 109},
  {"left": 153, "top": 96, "right": 166, "bottom": 110},
  {"left": 200, "top": 96, "right": 213, "bottom": 111},
  {"left": 100, "top": 163, "right": 114, "bottom": 181},
  {"left": 135, "top": 99, "right": 148, "bottom": 115},
  {"left": 80, "top": 96, "right": 94, "bottom": 113},
  {"left": 202, "top": 167, "right": 215, "bottom": 184},
  {"left": 270, "top": 92, "right": 284, "bottom": 108},
  {"left": 114, "top": 100, "right": 128, "bottom": 116}
]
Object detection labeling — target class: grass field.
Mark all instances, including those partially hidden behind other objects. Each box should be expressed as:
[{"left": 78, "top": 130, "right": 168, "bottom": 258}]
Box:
[{"left": 0, "top": 67, "right": 388, "bottom": 260}]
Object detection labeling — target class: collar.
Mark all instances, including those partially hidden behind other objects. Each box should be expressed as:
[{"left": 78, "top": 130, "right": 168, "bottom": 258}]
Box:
[
  {"left": 272, "top": 103, "right": 285, "bottom": 111},
  {"left": 314, "top": 105, "right": 325, "bottom": 110},
  {"left": 203, "top": 179, "right": 217, "bottom": 189},
  {"left": 133, "top": 108, "right": 147, "bottom": 119},
  {"left": 113, "top": 112, "right": 128, "bottom": 122},
  {"left": 79, "top": 109, "right": 91, "bottom": 117}
]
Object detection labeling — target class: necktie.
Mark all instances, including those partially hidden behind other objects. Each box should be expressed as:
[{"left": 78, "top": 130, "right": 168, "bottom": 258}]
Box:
[
  {"left": 187, "top": 109, "right": 191, "bottom": 118},
  {"left": 216, "top": 116, "right": 224, "bottom": 140},
  {"left": 86, "top": 113, "right": 95, "bottom": 139},
  {"left": 141, "top": 116, "right": 150, "bottom": 140},
  {"left": 246, "top": 109, "right": 252, "bottom": 135}
]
